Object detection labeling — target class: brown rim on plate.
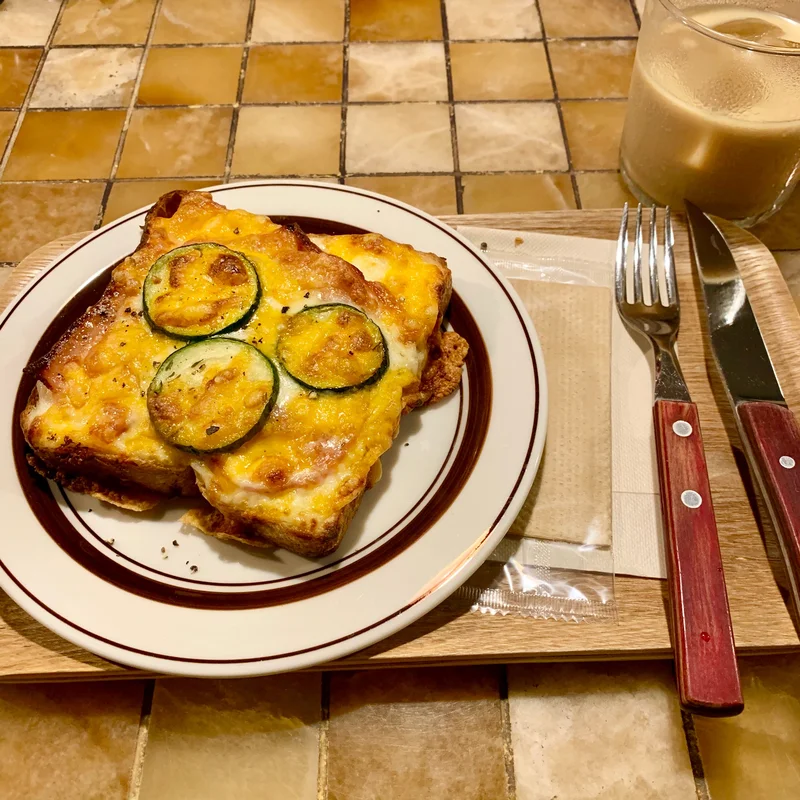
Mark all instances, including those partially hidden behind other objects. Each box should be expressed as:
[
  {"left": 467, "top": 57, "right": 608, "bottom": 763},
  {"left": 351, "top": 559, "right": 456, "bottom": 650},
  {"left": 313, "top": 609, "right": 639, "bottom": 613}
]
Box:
[{"left": 2, "top": 184, "right": 540, "bottom": 664}]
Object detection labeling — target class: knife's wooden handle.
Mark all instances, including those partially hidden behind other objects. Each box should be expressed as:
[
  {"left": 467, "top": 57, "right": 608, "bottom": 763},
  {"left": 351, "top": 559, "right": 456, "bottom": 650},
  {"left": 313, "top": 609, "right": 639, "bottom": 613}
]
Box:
[
  {"left": 654, "top": 400, "right": 743, "bottom": 716},
  {"left": 738, "top": 401, "right": 800, "bottom": 597}
]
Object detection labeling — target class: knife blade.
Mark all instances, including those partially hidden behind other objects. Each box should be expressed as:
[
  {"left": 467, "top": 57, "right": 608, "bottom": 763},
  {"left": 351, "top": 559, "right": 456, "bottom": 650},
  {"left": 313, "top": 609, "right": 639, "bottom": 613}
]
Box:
[{"left": 685, "top": 200, "right": 800, "bottom": 629}]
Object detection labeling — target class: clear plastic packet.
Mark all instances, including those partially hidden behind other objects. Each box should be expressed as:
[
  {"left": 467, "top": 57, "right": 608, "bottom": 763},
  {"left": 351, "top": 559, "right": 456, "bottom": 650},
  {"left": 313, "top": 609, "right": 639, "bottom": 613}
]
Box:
[{"left": 453, "top": 231, "right": 618, "bottom": 623}]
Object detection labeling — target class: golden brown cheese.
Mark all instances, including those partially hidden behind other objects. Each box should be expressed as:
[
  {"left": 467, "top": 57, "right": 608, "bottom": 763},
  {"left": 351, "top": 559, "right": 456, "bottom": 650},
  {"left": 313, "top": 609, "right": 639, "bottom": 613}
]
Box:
[{"left": 22, "top": 191, "right": 455, "bottom": 550}]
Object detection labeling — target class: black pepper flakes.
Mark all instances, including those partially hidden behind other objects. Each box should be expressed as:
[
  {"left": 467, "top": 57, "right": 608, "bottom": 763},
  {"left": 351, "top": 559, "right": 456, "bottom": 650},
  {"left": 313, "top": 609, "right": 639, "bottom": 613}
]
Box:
[
  {"left": 172, "top": 540, "right": 179, "bottom": 547},
  {"left": 190, "top": 565, "right": 198, "bottom": 573},
  {"left": 233, "top": 227, "right": 240, "bottom": 234},
  {"left": 281, "top": 306, "right": 289, "bottom": 314},
  {"left": 303, "top": 292, "right": 310, "bottom": 298},
  {"left": 120, "top": 341, "right": 127, "bottom": 347},
  {"left": 206, "top": 425, "right": 220, "bottom": 435},
  {"left": 480, "top": 242, "right": 488, "bottom": 251}
]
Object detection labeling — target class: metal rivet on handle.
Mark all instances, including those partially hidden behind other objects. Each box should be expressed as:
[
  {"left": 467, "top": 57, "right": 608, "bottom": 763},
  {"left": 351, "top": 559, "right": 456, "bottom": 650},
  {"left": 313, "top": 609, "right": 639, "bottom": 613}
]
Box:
[
  {"left": 672, "top": 420, "right": 693, "bottom": 437},
  {"left": 780, "top": 456, "right": 796, "bottom": 469},
  {"left": 681, "top": 490, "right": 703, "bottom": 509}
]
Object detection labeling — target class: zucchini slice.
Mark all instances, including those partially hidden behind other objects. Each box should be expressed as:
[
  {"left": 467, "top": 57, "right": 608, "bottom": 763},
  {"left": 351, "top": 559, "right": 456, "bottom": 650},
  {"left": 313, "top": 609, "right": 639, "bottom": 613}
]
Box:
[
  {"left": 277, "top": 304, "right": 388, "bottom": 392},
  {"left": 143, "top": 243, "right": 260, "bottom": 340},
  {"left": 147, "top": 338, "right": 278, "bottom": 453}
]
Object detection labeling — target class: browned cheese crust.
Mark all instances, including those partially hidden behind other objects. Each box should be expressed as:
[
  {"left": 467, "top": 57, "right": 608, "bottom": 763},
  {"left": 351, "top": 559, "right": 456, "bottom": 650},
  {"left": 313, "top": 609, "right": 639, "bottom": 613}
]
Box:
[{"left": 20, "top": 190, "right": 468, "bottom": 556}]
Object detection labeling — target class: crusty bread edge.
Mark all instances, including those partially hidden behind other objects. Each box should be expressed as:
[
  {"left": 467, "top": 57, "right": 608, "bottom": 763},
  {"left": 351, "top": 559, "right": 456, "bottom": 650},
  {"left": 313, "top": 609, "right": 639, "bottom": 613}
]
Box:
[{"left": 19, "top": 190, "right": 466, "bottom": 556}]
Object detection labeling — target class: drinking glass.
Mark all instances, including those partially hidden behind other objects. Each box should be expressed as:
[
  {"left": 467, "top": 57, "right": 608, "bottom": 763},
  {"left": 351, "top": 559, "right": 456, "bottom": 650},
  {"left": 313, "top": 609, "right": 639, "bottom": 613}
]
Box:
[{"left": 620, "top": 0, "right": 800, "bottom": 226}]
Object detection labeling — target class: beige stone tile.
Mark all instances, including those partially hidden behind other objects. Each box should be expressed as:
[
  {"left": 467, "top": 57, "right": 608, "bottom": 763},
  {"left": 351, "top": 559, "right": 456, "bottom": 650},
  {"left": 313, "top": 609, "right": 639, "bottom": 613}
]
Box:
[
  {"left": 0, "top": 0, "right": 61, "bottom": 46},
  {"left": 347, "top": 175, "right": 457, "bottom": 214},
  {"left": 576, "top": 171, "right": 638, "bottom": 208},
  {"left": 138, "top": 46, "right": 242, "bottom": 105},
  {"left": 445, "top": 0, "right": 541, "bottom": 40},
  {"left": 693, "top": 655, "right": 800, "bottom": 799},
  {"left": 103, "top": 178, "right": 220, "bottom": 222},
  {"left": 350, "top": 0, "right": 443, "bottom": 42},
  {"left": 348, "top": 43, "right": 447, "bottom": 102},
  {"left": 451, "top": 42, "right": 552, "bottom": 101},
  {"left": 30, "top": 47, "right": 141, "bottom": 108},
  {"left": 550, "top": 40, "right": 637, "bottom": 99},
  {"left": 347, "top": 103, "right": 453, "bottom": 174},
  {"left": 251, "top": 0, "right": 345, "bottom": 42},
  {"left": 0, "top": 183, "right": 105, "bottom": 261},
  {"left": 138, "top": 675, "right": 319, "bottom": 800},
  {"left": 0, "top": 680, "right": 145, "bottom": 800},
  {"left": 232, "top": 105, "right": 341, "bottom": 175},
  {"left": 0, "top": 112, "right": 16, "bottom": 156},
  {"left": 153, "top": 0, "right": 250, "bottom": 44},
  {"left": 462, "top": 173, "right": 576, "bottom": 213},
  {"left": 328, "top": 667, "right": 507, "bottom": 800},
  {"left": 0, "top": 49, "right": 42, "bottom": 107},
  {"left": 509, "top": 662, "right": 696, "bottom": 799},
  {"left": 243, "top": 44, "right": 343, "bottom": 104},
  {"left": 456, "top": 103, "right": 568, "bottom": 172},
  {"left": 55, "top": 0, "right": 157, "bottom": 45},
  {"left": 562, "top": 100, "right": 627, "bottom": 170},
  {"left": 752, "top": 186, "right": 800, "bottom": 251},
  {"left": 4, "top": 109, "right": 124, "bottom": 180},
  {"left": 539, "top": 0, "right": 638, "bottom": 37},
  {"left": 117, "top": 107, "right": 232, "bottom": 177}
]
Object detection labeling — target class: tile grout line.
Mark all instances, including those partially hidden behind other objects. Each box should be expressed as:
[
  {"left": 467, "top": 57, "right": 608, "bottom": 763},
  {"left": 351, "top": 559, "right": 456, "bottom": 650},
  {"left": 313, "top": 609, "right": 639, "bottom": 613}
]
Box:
[
  {"left": 95, "top": 0, "right": 165, "bottom": 227},
  {"left": 439, "top": 0, "right": 463, "bottom": 214},
  {"left": 317, "top": 671, "right": 331, "bottom": 800},
  {"left": 223, "top": 0, "right": 258, "bottom": 182},
  {"left": 0, "top": 0, "right": 69, "bottom": 177},
  {"left": 27, "top": 35, "right": 640, "bottom": 49},
  {"left": 499, "top": 665, "right": 518, "bottom": 800},
  {"left": 531, "top": 0, "right": 583, "bottom": 209},
  {"left": 1, "top": 97, "right": 628, "bottom": 112},
  {"left": 126, "top": 679, "right": 156, "bottom": 800},
  {"left": 338, "top": 0, "right": 351, "bottom": 183},
  {"left": 628, "top": 0, "right": 643, "bottom": 29},
  {"left": 0, "top": 167, "right": 626, "bottom": 185},
  {"left": 681, "top": 711, "right": 712, "bottom": 800}
]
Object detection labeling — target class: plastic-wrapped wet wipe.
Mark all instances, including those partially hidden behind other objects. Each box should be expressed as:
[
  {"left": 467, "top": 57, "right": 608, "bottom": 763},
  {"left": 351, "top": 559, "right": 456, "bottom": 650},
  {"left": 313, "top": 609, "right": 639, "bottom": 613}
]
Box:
[{"left": 454, "top": 227, "right": 618, "bottom": 623}]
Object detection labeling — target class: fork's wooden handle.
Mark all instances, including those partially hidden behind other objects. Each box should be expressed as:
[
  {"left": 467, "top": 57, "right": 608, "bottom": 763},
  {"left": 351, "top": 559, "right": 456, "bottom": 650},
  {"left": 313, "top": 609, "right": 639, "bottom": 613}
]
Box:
[
  {"left": 737, "top": 402, "right": 800, "bottom": 610},
  {"left": 653, "top": 400, "right": 743, "bottom": 716}
]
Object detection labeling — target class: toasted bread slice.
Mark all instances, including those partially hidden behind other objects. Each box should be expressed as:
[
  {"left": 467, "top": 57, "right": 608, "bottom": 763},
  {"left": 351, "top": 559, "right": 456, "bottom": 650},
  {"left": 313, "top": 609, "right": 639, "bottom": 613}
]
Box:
[{"left": 21, "top": 190, "right": 467, "bottom": 556}]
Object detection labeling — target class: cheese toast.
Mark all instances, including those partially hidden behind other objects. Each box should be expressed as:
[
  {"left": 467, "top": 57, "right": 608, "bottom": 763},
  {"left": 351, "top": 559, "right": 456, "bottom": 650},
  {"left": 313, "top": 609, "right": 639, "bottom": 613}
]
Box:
[{"left": 21, "top": 190, "right": 467, "bottom": 556}]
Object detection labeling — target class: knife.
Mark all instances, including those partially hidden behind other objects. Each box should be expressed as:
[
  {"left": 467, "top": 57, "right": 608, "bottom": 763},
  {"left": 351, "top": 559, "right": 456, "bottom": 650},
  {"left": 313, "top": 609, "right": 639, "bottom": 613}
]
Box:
[{"left": 685, "top": 200, "right": 800, "bottom": 628}]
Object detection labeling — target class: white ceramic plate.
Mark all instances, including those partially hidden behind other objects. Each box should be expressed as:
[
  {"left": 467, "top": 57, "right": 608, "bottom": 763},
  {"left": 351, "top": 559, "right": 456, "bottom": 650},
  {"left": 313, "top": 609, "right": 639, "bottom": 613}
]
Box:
[{"left": 0, "top": 181, "right": 546, "bottom": 677}]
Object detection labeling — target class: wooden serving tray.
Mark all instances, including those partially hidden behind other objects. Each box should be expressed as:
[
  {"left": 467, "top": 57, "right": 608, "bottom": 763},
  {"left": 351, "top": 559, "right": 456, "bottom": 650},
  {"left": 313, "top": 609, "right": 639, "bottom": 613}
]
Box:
[{"left": 2, "top": 210, "right": 799, "bottom": 682}]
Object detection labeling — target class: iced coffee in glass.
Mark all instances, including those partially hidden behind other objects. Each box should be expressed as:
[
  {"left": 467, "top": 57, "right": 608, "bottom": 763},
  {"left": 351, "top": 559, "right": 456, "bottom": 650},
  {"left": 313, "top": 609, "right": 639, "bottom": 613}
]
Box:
[{"left": 620, "top": 0, "right": 800, "bottom": 226}]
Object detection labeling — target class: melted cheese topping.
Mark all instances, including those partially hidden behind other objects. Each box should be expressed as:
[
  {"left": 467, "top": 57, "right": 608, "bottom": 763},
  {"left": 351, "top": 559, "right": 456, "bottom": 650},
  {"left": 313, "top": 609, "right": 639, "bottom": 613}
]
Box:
[{"left": 25, "top": 193, "right": 449, "bottom": 531}]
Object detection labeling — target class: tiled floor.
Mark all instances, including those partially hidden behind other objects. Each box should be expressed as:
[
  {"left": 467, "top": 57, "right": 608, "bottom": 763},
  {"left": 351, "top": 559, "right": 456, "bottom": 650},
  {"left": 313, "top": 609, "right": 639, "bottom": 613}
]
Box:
[
  {"left": 5, "top": 659, "right": 800, "bottom": 799},
  {"left": 2, "top": 1, "right": 800, "bottom": 798},
  {"left": 2, "top": 0, "right": 796, "bottom": 270}
]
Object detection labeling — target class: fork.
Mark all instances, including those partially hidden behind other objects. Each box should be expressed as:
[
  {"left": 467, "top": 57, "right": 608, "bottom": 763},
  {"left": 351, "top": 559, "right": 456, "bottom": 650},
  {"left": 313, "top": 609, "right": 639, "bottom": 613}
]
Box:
[{"left": 615, "top": 204, "right": 743, "bottom": 716}]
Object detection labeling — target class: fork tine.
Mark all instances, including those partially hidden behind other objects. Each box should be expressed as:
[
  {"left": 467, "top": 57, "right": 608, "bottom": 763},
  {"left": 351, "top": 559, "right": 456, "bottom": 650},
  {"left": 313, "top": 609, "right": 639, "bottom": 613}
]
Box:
[
  {"left": 648, "top": 205, "right": 659, "bottom": 306},
  {"left": 663, "top": 206, "right": 678, "bottom": 307},
  {"left": 614, "top": 203, "right": 629, "bottom": 306},
  {"left": 632, "top": 204, "right": 643, "bottom": 304}
]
